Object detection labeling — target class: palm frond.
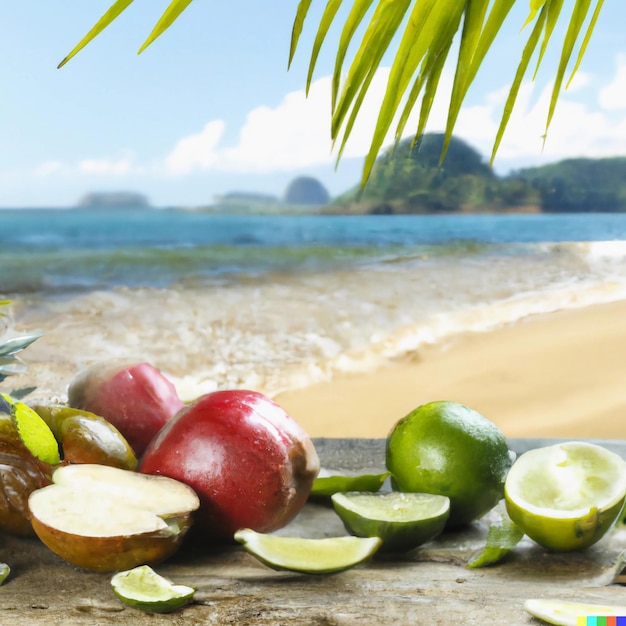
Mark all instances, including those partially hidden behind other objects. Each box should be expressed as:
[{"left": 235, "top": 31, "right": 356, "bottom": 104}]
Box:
[
  {"left": 291, "top": 0, "right": 606, "bottom": 186},
  {"left": 58, "top": 0, "right": 194, "bottom": 68}
]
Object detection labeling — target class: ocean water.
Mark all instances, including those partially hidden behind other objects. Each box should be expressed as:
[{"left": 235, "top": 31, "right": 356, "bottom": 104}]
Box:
[{"left": 2, "top": 208, "right": 626, "bottom": 400}]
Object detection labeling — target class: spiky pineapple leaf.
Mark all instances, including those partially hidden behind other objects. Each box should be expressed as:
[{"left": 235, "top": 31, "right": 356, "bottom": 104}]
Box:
[{"left": 0, "top": 333, "right": 44, "bottom": 357}]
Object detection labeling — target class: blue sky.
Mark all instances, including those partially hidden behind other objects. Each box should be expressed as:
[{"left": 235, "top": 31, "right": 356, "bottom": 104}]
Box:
[{"left": 1, "top": 1, "right": 625, "bottom": 208}]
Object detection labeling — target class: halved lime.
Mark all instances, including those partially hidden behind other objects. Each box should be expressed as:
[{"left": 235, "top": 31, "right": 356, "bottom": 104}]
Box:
[
  {"left": 505, "top": 441, "right": 626, "bottom": 552},
  {"left": 310, "top": 470, "right": 389, "bottom": 498},
  {"left": 111, "top": 565, "right": 195, "bottom": 614},
  {"left": 331, "top": 491, "right": 449, "bottom": 551},
  {"left": 524, "top": 598, "right": 626, "bottom": 626},
  {"left": 234, "top": 528, "right": 381, "bottom": 574}
]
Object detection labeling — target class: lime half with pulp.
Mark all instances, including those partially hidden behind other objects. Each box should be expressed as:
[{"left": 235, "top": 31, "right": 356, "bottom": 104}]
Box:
[
  {"left": 505, "top": 441, "right": 626, "bottom": 552},
  {"left": 234, "top": 528, "right": 381, "bottom": 574},
  {"left": 111, "top": 565, "right": 195, "bottom": 613},
  {"left": 331, "top": 491, "right": 449, "bottom": 551}
]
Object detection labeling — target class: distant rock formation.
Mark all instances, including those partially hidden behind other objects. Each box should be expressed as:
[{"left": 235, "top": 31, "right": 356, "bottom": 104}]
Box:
[
  {"left": 283, "top": 177, "right": 330, "bottom": 206},
  {"left": 77, "top": 192, "right": 150, "bottom": 209}
]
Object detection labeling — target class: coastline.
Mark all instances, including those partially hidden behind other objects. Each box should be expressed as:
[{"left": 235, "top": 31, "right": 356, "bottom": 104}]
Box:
[{"left": 274, "top": 299, "right": 626, "bottom": 440}]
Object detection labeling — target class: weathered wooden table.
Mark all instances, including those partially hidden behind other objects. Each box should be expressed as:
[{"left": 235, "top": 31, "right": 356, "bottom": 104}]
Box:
[{"left": 1, "top": 438, "right": 625, "bottom": 625}]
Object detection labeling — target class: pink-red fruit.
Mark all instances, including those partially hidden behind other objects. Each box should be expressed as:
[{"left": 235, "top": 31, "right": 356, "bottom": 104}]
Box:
[
  {"left": 67, "top": 360, "right": 184, "bottom": 455},
  {"left": 139, "top": 389, "right": 320, "bottom": 542}
]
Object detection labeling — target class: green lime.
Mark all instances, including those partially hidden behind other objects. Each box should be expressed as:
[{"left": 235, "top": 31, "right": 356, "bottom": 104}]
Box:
[
  {"left": 504, "top": 441, "right": 626, "bottom": 552},
  {"left": 524, "top": 598, "right": 626, "bottom": 625},
  {"left": 234, "top": 528, "right": 381, "bottom": 574},
  {"left": 386, "top": 400, "right": 512, "bottom": 528},
  {"left": 331, "top": 491, "right": 449, "bottom": 551},
  {"left": 310, "top": 470, "right": 390, "bottom": 498},
  {"left": 111, "top": 565, "right": 195, "bottom": 614}
]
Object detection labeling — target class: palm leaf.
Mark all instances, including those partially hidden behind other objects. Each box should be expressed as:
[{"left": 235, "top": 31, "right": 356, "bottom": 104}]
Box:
[
  {"left": 360, "top": 0, "right": 465, "bottom": 184},
  {"left": 58, "top": 0, "right": 135, "bottom": 68},
  {"left": 58, "top": 0, "right": 194, "bottom": 67},
  {"left": 490, "top": 6, "right": 548, "bottom": 162},
  {"left": 292, "top": 0, "right": 606, "bottom": 186},
  {"left": 138, "top": 0, "right": 194, "bottom": 54},
  {"left": 331, "top": 0, "right": 413, "bottom": 142},
  {"left": 543, "top": 0, "right": 594, "bottom": 144},
  {"left": 289, "top": 0, "right": 314, "bottom": 69}
]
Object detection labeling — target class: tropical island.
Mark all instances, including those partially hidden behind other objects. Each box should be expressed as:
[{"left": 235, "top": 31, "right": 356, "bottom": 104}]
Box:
[{"left": 326, "top": 133, "right": 626, "bottom": 215}]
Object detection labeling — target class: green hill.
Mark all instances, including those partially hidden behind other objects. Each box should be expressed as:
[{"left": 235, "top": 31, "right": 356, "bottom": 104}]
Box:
[{"left": 327, "top": 134, "right": 626, "bottom": 214}]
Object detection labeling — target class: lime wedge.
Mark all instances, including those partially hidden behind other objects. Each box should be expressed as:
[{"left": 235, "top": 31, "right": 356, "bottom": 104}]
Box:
[
  {"left": 331, "top": 491, "right": 449, "bottom": 551},
  {"left": 310, "top": 470, "right": 389, "bottom": 498},
  {"left": 111, "top": 565, "right": 195, "bottom": 614},
  {"left": 505, "top": 441, "right": 626, "bottom": 551},
  {"left": 234, "top": 528, "right": 381, "bottom": 574},
  {"left": 524, "top": 598, "right": 626, "bottom": 626}
]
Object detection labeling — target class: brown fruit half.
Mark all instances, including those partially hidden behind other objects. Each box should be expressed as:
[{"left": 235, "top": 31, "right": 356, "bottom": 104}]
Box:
[
  {"left": 33, "top": 405, "right": 138, "bottom": 470},
  {"left": 28, "top": 464, "right": 199, "bottom": 573}
]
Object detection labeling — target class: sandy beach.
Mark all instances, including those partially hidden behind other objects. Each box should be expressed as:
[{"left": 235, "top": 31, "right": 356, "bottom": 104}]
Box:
[{"left": 275, "top": 300, "right": 626, "bottom": 440}]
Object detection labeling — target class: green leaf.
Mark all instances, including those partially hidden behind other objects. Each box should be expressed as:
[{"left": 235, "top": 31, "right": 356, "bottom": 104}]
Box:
[
  {"left": 442, "top": 0, "right": 516, "bottom": 162},
  {"left": 137, "top": 0, "right": 194, "bottom": 55},
  {"left": 0, "top": 394, "right": 60, "bottom": 466},
  {"left": 303, "top": 0, "right": 343, "bottom": 95},
  {"left": 331, "top": 0, "right": 375, "bottom": 110},
  {"left": 361, "top": 0, "right": 464, "bottom": 184},
  {"left": 565, "top": 0, "right": 604, "bottom": 89},
  {"left": 467, "top": 515, "right": 524, "bottom": 568},
  {"left": 58, "top": 0, "right": 135, "bottom": 68},
  {"left": 490, "top": 6, "right": 548, "bottom": 163},
  {"left": 332, "top": 0, "right": 412, "bottom": 144},
  {"left": 289, "top": 0, "right": 314, "bottom": 69},
  {"left": 543, "top": 0, "right": 594, "bottom": 144}
]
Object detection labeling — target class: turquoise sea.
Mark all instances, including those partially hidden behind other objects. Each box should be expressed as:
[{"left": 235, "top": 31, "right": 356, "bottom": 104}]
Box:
[{"left": 2, "top": 208, "right": 626, "bottom": 400}]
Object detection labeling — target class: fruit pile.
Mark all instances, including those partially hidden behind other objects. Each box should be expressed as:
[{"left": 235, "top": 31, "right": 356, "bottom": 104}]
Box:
[{"left": 0, "top": 355, "right": 625, "bottom": 617}]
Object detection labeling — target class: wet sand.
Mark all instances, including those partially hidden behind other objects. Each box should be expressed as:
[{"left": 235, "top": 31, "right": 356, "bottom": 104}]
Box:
[{"left": 274, "top": 300, "right": 626, "bottom": 440}]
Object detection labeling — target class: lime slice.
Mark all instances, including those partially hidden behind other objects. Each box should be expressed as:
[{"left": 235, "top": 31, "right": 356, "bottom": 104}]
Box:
[
  {"left": 331, "top": 491, "right": 449, "bottom": 551},
  {"left": 111, "top": 565, "right": 195, "bottom": 614},
  {"left": 310, "top": 470, "right": 390, "bottom": 498},
  {"left": 505, "top": 441, "right": 626, "bottom": 552},
  {"left": 234, "top": 528, "right": 381, "bottom": 574},
  {"left": 524, "top": 598, "right": 626, "bottom": 626}
]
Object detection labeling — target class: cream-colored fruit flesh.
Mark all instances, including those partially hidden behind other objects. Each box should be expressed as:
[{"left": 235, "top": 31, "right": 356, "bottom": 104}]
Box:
[{"left": 28, "top": 464, "right": 199, "bottom": 538}]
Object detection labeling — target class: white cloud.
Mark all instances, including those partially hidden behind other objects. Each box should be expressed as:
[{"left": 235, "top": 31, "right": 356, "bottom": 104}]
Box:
[
  {"left": 598, "top": 54, "right": 626, "bottom": 110},
  {"left": 162, "top": 59, "right": 626, "bottom": 177},
  {"left": 34, "top": 161, "right": 64, "bottom": 177},
  {"left": 165, "top": 120, "right": 225, "bottom": 174},
  {"left": 29, "top": 54, "right": 626, "bottom": 184},
  {"left": 78, "top": 153, "right": 135, "bottom": 175}
]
